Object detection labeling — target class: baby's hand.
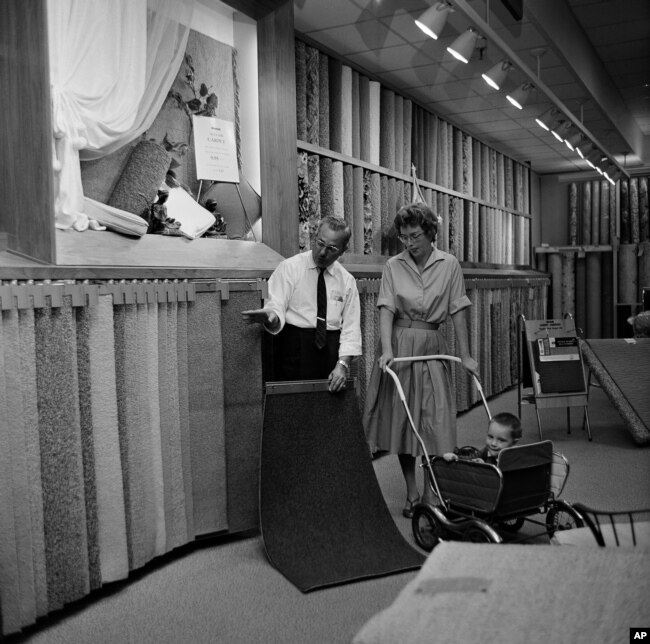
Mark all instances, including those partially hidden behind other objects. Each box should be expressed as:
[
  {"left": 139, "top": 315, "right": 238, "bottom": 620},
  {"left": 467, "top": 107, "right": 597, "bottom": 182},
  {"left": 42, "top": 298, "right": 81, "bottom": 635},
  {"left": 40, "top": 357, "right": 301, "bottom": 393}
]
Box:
[{"left": 442, "top": 452, "right": 458, "bottom": 462}]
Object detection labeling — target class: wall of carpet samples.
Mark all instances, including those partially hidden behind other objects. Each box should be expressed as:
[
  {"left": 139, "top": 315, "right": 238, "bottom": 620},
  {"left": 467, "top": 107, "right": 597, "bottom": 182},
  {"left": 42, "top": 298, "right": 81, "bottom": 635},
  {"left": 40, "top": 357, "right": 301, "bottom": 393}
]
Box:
[
  {"left": 295, "top": 39, "right": 531, "bottom": 266},
  {"left": 536, "top": 174, "right": 649, "bottom": 338},
  {"left": 0, "top": 280, "right": 264, "bottom": 636}
]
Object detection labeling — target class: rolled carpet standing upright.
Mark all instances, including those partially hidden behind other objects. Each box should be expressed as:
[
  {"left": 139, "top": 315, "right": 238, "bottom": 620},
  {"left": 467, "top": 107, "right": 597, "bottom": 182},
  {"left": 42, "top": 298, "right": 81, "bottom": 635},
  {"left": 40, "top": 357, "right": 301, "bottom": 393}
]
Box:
[
  {"left": 638, "top": 241, "right": 650, "bottom": 304},
  {"left": 260, "top": 384, "right": 424, "bottom": 592},
  {"left": 294, "top": 40, "right": 307, "bottom": 141},
  {"left": 618, "top": 244, "right": 638, "bottom": 305},
  {"left": 586, "top": 252, "right": 602, "bottom": 339},
  {"left": 305, "top": 45, "right": 320, "bottom": 146},
  {"left": 568, "top": 183, "right": 578, "bottom": 245},
  {"left": 548, "top": 252, "right": 563, "bottom": 319}
]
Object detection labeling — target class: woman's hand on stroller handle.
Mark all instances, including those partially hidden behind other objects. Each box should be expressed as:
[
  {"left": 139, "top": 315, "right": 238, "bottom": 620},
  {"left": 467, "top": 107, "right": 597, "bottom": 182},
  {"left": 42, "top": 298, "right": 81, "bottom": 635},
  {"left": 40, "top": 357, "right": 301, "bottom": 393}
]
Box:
[{"left": 378, "top": 351, "right": 395, "bottom": 371}]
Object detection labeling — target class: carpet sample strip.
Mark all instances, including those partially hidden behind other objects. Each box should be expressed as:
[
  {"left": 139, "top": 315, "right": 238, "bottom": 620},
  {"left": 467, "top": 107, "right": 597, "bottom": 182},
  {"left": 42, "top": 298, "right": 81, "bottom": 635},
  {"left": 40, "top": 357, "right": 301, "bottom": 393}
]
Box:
[
  {"left": 260, "top": 384, "right": 424, "bottom": 592},
  {"left": 34, "top": 302, "right": 90, "bottom": 611},
  {"left": 294, "top": 40, "right": 307, "bottom": 141},
  {"left": 186, "top": 292, "right": 228, "bottom": 535},
  {"left": 221, "top": 290, "right": 264, "bottom": 533},
  {"left": 582, "top": 339, "right": 650, "bottom": 445}
]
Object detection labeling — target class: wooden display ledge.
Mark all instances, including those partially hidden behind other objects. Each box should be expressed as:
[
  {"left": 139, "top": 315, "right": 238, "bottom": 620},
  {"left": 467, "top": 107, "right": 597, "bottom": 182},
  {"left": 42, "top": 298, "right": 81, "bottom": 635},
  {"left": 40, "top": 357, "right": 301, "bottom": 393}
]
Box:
[{"left": 0, "top": 229, "right": 548, "bottom": 283}]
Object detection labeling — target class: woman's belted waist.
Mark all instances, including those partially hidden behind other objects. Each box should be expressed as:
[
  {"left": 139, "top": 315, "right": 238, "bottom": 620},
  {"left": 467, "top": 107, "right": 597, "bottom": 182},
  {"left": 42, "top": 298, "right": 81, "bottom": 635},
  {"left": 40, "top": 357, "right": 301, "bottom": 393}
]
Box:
[{"left": 394, "top": 318, "right": 440, "bottom": 331}]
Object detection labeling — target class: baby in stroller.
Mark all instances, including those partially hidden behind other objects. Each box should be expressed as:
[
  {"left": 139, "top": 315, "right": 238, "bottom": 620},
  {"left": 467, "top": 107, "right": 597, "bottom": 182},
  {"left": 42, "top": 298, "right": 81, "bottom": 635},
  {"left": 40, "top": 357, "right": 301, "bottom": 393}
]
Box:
[{"left": 442, "top": 412, "right": 522, "bottom": 465}]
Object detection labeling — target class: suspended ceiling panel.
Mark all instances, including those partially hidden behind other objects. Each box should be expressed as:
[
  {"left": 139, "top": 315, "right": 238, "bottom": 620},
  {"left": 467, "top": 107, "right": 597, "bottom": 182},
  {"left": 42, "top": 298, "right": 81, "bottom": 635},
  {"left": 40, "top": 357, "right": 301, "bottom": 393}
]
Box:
[{"left": 294, "top": 0, "right": 650, "bottom": 176}]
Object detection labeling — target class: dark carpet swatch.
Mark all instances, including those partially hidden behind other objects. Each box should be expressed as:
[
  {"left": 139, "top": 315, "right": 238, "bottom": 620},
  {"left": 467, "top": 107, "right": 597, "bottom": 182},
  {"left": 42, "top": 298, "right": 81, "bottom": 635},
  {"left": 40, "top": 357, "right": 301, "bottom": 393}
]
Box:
[{"left": 260, "top": 386, "right": 424, "bottom": 592}]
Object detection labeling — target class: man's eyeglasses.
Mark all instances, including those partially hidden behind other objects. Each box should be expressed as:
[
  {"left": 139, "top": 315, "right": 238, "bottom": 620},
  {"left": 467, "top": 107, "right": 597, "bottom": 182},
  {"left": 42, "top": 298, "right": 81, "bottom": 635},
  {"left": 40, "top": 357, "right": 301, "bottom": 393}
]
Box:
[
  {"left": 397, "top": 231, "right": 425, "bottom": 244},
  {"left": 314, "top": 238, "right": 340, "bottom": 253}
]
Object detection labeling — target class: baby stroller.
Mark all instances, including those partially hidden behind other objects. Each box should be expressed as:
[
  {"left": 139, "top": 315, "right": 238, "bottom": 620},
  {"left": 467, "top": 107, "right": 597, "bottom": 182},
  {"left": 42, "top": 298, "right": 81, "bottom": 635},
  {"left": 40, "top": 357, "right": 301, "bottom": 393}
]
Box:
[{"left": 384, "top": 355, "right": 584, "bottom": 551}]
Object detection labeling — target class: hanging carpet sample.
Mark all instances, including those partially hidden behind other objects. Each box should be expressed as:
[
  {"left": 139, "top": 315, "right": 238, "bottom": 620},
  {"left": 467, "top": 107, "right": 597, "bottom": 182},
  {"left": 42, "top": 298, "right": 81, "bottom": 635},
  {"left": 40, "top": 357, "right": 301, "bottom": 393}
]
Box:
[{"left": 260, "top": 383, "right": 424, "bottom": 592}]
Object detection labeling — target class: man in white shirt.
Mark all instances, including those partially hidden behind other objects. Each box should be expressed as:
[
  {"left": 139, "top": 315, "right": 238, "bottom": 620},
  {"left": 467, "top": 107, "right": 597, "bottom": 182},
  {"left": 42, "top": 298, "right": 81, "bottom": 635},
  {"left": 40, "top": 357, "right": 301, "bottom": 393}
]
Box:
[{"left": 242, "top": 216, "right": 362, "bottom": 391}]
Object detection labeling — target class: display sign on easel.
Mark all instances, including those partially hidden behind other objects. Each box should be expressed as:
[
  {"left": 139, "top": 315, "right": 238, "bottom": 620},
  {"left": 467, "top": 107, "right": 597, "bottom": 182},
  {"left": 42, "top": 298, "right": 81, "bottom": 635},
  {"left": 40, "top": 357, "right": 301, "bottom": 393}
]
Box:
[
  {"left": 193, "top": 115, "right": 239, "bottom": 183},
  {"left": 523, "top": 318, "right": 587, "bottom": 395}
]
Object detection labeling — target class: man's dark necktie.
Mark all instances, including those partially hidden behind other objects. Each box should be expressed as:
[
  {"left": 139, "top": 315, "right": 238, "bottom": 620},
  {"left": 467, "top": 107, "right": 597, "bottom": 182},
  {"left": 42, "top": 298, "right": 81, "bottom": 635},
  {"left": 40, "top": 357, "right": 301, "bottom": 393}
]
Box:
[{"left": 315, "top": 267, "right": 327, "bottom": 349}]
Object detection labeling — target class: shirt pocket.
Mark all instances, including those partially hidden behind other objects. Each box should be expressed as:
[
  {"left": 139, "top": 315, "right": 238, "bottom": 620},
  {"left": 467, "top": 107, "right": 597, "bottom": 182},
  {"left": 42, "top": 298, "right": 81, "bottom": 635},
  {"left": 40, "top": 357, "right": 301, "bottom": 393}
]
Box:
[{"left": 328, "top": 289, "right": 344, "bottom": 323}]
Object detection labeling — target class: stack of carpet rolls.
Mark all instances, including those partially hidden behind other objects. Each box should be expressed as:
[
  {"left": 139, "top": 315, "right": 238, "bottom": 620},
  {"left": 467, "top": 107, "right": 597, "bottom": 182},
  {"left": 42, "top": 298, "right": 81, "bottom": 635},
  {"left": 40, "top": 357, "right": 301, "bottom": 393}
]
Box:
[
  {"left": 540, "top": 174, "right": 650, "bottom": 338},
  {"left": 295, "top": 39, "right": 530, "bottom": 266},
  {"left": 0, "top": 280, "right": 263, "bottom": 637}
]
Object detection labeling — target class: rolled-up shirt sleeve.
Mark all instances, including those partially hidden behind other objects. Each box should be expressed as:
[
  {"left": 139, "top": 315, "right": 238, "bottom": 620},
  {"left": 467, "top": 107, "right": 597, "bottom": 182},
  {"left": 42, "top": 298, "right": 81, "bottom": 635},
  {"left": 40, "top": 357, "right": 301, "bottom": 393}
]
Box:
[
  {"left": 448, "top": 258, "right": 472, "bottom": 316},
  {"left": 339, "top": 276, "right": 362, "bottom": 357},
  {"left": 263, "top": 261, "right": 293, "bottom": 334}
]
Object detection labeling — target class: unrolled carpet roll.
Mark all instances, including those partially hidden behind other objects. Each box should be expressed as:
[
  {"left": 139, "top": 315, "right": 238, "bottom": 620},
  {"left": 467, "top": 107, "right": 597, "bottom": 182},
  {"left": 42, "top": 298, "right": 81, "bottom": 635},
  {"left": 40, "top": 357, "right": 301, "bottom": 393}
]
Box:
[
  {"left": 630, "top": 177, "right": 640, "bottom": 243},
  {"left": 351, "top": 69, "right": 360, "bottom": 158},
  {"left": 403, "top": 98, "right": 412, "bottom": 175},
  {"left": 186, "top": 293, "right": 227, "bottom": 536},
  {"left": 380, "top": 87, "right": 395, "bottom": 170},
  {"left": 618, "top": 243, "right": 638, "bottom": 304},
  {"left": 561, "top": 252, "right": 576, "bottom": 319},
  {"left": 318, "top": 51, "right": 330, "bottom": 149},
  {"left": 328, "top": 58, "right": 343, "bottom": 153},
  {"left": 353, "top": 166, "right": 364, "bottom": 254},
  {"left": 359, "top": 74, "right": 370, "bottom": 162},
  {"left": 600, "top": 180, "right": 610, "bottom": 245},
  {"left": 620, "top": 179, "right": 630, "bottom": 244},
  {"left": 586, "top": 253, "right": 602, "bottom": 338},
  {"left": 371, "top": 172, "right": 381, "bottom": 254},
  {"left": 107, "top": 140, "right": 171, "bottom": 218},
  {"left": 393, "top": 93, "right": 403, "bottom": 175},
  {"left": 305, "top": 45, "right": 320, "bottom": 145},
  {"left": 591, "top": 180, "right": 600, "bottom": 245},
  {"left": 582, "top": 181, "right": 592, "bottom": 245},
  {"left": 548, "top": 253, "right": 563, "bottom": 319},
  {"left": 307, "top": 154, "right": 321, "bottom": 239},
  {"left": 638, "top": 241, "right": 650, "bottom": 303},
  {"left": 343, "top": 164, "right": 354, "bottom": 231},
  {"left": 568, "top": 183, "right": 578, "bottom": 244},
  {"left": 319, "top": 156, "right": 333, "bottom": 219},
  {"left": 368, "top": 80, "right": 381, "bottom": 166},
  {"left": 640, "top": 176, "right": 649, "bottom": 242},
  {"left": 339, "top": 64, "right": 353, "bottom": 157},
  {"left": 332, "top": 160, "right": 345, "bottom": 219},
  {"left": 297, "top": 151, "right": 310, "bottom": 251},
  {"left": 295, "top": 41, "right": 307, "bottom": 141}
]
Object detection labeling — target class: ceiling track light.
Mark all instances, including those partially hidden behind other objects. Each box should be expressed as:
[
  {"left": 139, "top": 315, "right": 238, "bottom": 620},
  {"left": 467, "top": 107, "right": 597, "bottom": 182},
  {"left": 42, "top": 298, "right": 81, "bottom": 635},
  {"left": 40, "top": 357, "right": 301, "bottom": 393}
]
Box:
[
  {"left": 605, "top": 167, "right": 622, "bottom": 184},
  {"left": 447, "top": 27, "right": 480, "bottom": 64},
  {"left": 415, "top": 2, "right": 453, "bottom": 41},
  {"left": 551, "top": 120, "right": 572, "bottom": 142},
  {"left": 564, "top": 131, "right": 583, "bottom": 152},
  {"left": 535, "top": 106, "right": 560, "bottom": 131},
  {"left": 585, "top": 148, "right": 603, "bottom": 168},
  {"left": 576, "top": 140, "right": 594, "bottom": 159},
  {"left": 482, "top": 59, "right": 512, "bottom": 90},
  {"left": 506, "top": 81, "right": 535, "bottom": 110}
]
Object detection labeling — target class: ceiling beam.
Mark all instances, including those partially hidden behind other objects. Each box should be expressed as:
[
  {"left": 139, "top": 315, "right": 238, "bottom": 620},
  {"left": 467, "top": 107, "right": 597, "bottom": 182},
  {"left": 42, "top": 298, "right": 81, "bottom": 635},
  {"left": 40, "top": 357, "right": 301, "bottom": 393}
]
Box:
[{"left": 525, "top": 0, "right": 646, "bottom": 166}]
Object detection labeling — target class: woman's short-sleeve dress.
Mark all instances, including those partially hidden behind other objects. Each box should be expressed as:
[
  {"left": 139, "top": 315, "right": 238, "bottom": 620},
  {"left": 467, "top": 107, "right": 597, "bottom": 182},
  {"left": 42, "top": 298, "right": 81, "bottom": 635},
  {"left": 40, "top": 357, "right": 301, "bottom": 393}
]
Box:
[{"left": 363, "top": 247, "right": 471, "bottom": 457}]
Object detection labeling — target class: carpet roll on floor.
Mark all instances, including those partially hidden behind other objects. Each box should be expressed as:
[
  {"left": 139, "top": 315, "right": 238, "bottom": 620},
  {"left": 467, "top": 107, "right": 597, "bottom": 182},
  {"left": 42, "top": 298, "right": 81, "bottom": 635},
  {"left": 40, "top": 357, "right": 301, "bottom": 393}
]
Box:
[
  {"left": 260, "top": 384, "right": 424, "bottom": 592},
  {"left": 107, "top": 140, "right": 171, "bottom": 219},
  {"left": 618, "top": 244, "right": 638, "bottom": 304}
]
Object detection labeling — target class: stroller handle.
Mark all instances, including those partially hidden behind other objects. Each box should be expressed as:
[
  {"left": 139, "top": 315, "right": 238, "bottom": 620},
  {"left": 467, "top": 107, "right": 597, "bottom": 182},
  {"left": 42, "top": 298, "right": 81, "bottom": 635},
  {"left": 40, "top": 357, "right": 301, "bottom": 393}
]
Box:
[{"left": 390, "top": 354, "right": 491, "bottom": 420}]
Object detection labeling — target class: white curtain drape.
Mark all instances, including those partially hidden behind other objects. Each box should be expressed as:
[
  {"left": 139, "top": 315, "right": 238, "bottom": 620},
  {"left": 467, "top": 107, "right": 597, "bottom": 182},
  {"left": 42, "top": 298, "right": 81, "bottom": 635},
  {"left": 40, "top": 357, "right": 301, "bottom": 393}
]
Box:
[{"left": 48, "top": 0, "right": 194, "bottom": 231}]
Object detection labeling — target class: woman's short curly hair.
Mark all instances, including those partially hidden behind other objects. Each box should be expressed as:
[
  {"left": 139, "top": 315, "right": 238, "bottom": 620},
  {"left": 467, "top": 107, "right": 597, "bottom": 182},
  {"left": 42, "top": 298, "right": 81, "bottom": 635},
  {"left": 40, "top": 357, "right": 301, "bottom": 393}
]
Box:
[{"left": 394, "top": 202, "right": 439, "bottom": 239}]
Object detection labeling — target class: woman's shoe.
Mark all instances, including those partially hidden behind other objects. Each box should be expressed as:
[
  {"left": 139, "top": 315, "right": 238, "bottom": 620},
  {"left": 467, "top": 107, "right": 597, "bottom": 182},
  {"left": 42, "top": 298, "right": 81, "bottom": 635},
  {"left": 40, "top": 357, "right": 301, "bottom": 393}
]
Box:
[{"left": 402, "top": 497, "right": 419, "bottom": 518}]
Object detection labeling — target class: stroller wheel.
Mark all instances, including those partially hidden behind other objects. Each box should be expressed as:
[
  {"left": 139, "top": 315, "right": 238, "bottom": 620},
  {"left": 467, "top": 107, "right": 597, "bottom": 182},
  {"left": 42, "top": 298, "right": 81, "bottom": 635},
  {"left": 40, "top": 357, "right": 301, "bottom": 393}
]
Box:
[
  {"left": 412, "top": 506, "right": 443, "bottom": 552},
  {"left": 463, "top": 524, "right": 500, "bottom": 543},
  {"left": 499, "top": 517, "right": 525, "bottom": 533},
  {"left": 546, "top": 500, "right": 584, "bottom": 537}
]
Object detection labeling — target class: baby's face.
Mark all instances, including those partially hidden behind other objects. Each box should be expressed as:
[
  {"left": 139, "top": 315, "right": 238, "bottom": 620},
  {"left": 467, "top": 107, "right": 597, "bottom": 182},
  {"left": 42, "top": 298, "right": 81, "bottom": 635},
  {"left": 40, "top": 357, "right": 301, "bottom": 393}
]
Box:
[{"left": 485, "top": 421, "right": 516, "bottom": 458}]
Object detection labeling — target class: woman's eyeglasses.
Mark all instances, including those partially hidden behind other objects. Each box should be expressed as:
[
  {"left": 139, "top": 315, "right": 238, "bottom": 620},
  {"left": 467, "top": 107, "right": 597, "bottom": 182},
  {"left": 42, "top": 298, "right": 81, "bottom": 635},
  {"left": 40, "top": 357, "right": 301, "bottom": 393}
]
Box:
[
  {"left": 314, "top": 238, "right": 340, "bottom": 253},
  {"left": 397, "top": 231, "right": 425, "bottom": 244}
]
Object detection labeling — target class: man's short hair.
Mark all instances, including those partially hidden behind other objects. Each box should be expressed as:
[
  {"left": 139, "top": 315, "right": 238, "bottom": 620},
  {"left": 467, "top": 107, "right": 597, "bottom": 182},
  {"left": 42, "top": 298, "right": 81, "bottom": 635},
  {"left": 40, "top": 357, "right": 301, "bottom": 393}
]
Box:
[{"left": 318, "top": 215, "right": 352, "bottom": 247}]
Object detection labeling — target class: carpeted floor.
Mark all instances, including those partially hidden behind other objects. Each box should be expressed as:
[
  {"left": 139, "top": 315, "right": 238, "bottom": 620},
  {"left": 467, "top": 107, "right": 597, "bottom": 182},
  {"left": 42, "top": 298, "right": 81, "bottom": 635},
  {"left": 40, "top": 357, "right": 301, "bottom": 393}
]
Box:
[{"left": 8, "top": 386, "right": 650, "bottom": 644}]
